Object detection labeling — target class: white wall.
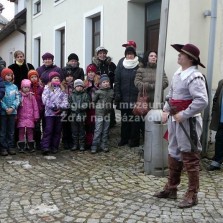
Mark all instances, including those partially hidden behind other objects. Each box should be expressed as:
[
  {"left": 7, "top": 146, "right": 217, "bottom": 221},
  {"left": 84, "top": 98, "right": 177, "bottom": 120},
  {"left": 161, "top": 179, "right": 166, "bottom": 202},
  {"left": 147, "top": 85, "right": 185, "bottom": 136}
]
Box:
[{"left": 0, "top": 27, "right": 26, "bottom": 66}]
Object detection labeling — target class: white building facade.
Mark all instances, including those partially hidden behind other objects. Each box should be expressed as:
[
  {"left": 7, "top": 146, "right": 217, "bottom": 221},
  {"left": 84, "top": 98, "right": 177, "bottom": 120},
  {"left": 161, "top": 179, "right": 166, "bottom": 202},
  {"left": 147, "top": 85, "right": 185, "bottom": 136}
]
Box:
[{"left": 0, "top": 0, "right": 223, "bottom": 89}]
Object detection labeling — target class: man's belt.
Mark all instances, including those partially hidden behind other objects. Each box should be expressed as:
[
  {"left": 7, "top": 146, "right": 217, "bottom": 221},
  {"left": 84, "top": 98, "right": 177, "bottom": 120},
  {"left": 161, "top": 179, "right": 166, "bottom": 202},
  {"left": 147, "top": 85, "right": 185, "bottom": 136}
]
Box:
[{"left": 164, "top": 98, "right": 198, "bottom": 152}]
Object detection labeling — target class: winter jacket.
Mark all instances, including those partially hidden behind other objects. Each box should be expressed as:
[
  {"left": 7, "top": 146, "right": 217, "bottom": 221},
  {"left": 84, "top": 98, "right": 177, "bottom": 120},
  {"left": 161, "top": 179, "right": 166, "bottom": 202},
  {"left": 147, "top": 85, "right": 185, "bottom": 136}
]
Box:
[
  {"left": 135, "top": 63, "right": 169, "bottom": 104},
  {"left": 93, "top": 88, "right": 114, "bottom": 116},
  {"left": 63, "top": 81, "right": 74, "bottom": 96},
  {"left": 30, "top": 83, "right": 44, "bottom": 115},
  {"left": 0, "top": 77, "right": 5, "bottom": 107},
  {"left": 36, "top": 64, "right": 63, "bottom": 85},
  {"left": 62, "top": 64, "right": 84, "bottom": 81},
  {"left": 210, "top": 79, "right": 223, "bottom": 131},
  {"left": 8, "top": 61, "right": 34, "bottom": 89},
  {"left": 17, "top": 92, "right": 39, "bottom": 128},
  {"left": 84, "top": 77, "right": 100, "bottom": 102},
  {"left": 42, "top": 85, "right": 68, "bottom": 116},
  {"left": 92, "top": 56, "right": 116, "bottom": 88},
  {"left": 69, "top": 89, "right": 90, "bottom": 121},
  {"left": 1, "top": 81, "right": 20, "bottom": 115},
  {"left": 114, "top": 61, "right": 139, "bottom": 109}
]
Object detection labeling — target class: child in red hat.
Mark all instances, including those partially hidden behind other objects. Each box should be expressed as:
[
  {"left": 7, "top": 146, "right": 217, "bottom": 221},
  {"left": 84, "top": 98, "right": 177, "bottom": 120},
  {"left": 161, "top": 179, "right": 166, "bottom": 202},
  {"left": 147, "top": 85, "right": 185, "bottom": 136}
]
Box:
[
  {"left": 17, "top": 79, "right": 39, "bottom": 153},
  {"left": 84, "top": 64, "right": 100, "bottom": 149},
  {"left": 28, "top": 70, "right": 44, "bottom": 149},
  {"left": 0, "top": 68, "right": 20, "bottom": 156}
]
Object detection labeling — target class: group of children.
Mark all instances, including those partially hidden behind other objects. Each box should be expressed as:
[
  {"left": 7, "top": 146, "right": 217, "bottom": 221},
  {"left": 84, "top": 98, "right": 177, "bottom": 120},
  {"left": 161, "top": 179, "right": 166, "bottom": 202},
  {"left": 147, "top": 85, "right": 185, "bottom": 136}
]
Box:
[{"left": 0, "top": 64, "right": 114, "bottom": 156}]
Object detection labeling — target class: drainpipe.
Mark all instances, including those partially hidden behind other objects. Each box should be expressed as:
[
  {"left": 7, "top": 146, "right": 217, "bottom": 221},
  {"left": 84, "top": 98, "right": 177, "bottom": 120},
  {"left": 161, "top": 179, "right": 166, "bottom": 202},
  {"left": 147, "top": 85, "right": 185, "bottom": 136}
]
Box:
[
  {"left": 14, "top": 20, "right": 26, "bottom": 58},
  {"left": 201, "top": 0, "right": 217, "bottom": 156}
]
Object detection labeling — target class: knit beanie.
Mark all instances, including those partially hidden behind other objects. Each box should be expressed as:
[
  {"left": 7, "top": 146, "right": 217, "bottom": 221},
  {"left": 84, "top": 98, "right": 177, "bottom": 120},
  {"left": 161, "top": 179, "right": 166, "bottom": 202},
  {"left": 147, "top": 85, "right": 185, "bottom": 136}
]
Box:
[
  {"left": 42, "top": 52, "right": 54, "bottom": 60},
  {"left": 95, "top": 46, "right": 108, "bottom": 55},
  {"left": 49, "top": 71, "right": 60, "bottom": 81},
  {"left": 68, "top": 53, "right": 79, "bottom": 61},
  {"left": 99, "top": 74, "right": 110, "bottom": 84},
  {"left": 125, "top": 47, "right": 136, "bottom": 57},
  {"left": 28, "top": 70, "right": 39, "bottom": 80},
  {"left": 74, "top": 79, "right": 84, "bottom": 88},
  {"left": 21, "top": 79, "right": 31, "bottom": 88},
  {"left": 1, "top": 68, "right": 13, "bottom": 80},
  {"left": 86, "top": 64, "right": 97, "bottom": 74}
]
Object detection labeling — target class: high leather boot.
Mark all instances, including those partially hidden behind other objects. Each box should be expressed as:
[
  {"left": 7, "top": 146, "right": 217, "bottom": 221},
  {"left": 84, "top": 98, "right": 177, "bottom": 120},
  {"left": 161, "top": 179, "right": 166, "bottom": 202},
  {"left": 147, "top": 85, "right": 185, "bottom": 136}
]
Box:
[
  {"left": 17, "top": 141, "right": 26, "bottom": 153},
  {"left": 178, "top": 152, "right": 200, "bottom": 208},
  {"left": 154, "top": 155, "right": 183, "bottom": 199},
  {"left": 27, "top": 141, "right": 35, "bottom": 153}
]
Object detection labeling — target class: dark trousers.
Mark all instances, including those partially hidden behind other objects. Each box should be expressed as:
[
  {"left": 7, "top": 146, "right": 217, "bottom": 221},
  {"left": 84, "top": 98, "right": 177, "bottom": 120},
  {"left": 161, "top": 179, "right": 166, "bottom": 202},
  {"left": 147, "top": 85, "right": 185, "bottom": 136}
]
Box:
[
  {"left": 71, "top": 120, "right": 85, "bottom": 147},
  {"left": 62, "top": 113, "right": 73, "bottom": 147},
  {"left": 85, "top": 108, "right": 96, "bottom": 146},
  {"left": 120, "top": 109, "right": 140, "bottom": 144},
  {"left": 41, "top": 116, "right": 62, "bottom": 151},
  {"left": 213, "top": 123, "right": 223, "bottom": 164},
  {"left": 0, "top": 115, "right": 16, "bottom": 150}
]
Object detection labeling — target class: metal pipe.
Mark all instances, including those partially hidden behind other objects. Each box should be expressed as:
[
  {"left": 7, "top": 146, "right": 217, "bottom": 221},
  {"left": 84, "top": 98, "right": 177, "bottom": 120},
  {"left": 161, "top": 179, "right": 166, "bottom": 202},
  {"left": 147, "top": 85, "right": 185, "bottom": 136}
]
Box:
[
  {"left": 153, "top": 0, "right": 169, "bottom": 108},
  {"left": 201, "top": 0, "right": 218, "bottom": 155}
]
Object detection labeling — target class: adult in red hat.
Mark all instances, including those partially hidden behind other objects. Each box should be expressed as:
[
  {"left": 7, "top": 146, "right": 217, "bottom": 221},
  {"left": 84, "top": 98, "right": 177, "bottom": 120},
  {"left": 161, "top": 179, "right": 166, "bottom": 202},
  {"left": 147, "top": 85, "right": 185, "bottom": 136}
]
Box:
[
  {"left": 153, "top": 43, "right": 208, "bottom": 208},
  {"left": 122, "top": 40, "right": 137, "bottom": 49}
]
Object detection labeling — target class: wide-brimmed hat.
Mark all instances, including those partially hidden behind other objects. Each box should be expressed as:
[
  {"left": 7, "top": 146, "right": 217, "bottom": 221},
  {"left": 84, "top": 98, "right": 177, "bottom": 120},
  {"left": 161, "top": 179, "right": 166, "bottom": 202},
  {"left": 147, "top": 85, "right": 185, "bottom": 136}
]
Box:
[{"left": 171, "top": 43, "right": 205, "bottom": 68}]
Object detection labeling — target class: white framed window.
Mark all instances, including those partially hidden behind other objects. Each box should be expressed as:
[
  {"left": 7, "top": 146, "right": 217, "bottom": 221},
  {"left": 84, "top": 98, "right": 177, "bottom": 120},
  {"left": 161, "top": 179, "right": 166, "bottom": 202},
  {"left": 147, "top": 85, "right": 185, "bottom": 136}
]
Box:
[
  {"left": 83, "top": 6, "right": 104, "bottom": 69},
  {"left": 33, "top": 0, "right": 41, "bottom": 16},
  {"left": 33, "top": 34, "right": 41, "bottom": 68},
  {"left": 54, "top": 22, "right": 66, "bottom": 67}
]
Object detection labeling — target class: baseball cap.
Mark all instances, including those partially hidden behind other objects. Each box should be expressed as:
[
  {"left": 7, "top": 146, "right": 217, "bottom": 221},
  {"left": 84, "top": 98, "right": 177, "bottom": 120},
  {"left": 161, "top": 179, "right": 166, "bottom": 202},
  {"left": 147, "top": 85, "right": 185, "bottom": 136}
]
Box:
[{"left": 122, "top": 40, "right": 137, "bottom": 48}]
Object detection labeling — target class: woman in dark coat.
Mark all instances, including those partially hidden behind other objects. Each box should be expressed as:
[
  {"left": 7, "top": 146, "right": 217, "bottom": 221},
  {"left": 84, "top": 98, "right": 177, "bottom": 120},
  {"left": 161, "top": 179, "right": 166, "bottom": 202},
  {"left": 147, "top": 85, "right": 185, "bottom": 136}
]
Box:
[
  {"left": 114, "top": 46, "right": 141, "bottom": 147},
  {"left": 8, "top": 50, "right": 34, "bottom": 89}
]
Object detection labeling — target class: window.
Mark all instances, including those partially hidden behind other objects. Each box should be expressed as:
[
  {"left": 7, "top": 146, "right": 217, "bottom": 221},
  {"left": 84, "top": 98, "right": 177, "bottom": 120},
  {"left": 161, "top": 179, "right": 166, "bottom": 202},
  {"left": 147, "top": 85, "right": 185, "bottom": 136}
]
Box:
[
  {"left": 92, "top": 16, "right": 101, "bottom": 57},
  {"left": 33, "top": 0, "right": 41, "bottom": 15},
  {"left": 54, "top": 24, "right": 66, "bottom": 67},
  {"left": 60, "top": 29, "right": 65, "bottom": 68},
  {"left": 84, "top": 6, "right": 103, "bottom": 69},
  {"left": 33, "top": 36, "right": 41, "bottom": 68}
]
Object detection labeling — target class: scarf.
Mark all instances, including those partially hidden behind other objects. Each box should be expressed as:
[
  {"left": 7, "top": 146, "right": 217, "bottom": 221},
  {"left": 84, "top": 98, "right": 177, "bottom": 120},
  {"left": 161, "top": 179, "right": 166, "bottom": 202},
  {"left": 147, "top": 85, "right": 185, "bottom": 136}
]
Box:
[
  {"left": 31, "top": 82, "right": 39, "bottom": 98},
  {"left": 16, "top": 61, "right": 24, "bottom": 66},
  {"left": 123, "top": 56, "right": 139, "bottom": 69}
]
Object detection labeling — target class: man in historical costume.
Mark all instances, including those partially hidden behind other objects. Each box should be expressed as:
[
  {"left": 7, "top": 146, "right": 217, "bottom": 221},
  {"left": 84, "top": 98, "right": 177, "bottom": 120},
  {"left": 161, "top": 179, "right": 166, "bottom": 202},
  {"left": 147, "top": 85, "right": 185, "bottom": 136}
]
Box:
[{"left": 154, "top": 43, "right": 208, "bottom": 208}]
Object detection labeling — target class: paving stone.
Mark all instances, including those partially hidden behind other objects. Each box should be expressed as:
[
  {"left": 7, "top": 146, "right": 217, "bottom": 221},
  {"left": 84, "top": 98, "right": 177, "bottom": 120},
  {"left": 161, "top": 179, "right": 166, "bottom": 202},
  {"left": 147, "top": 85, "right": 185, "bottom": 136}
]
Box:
[{"left": 0, "top": 123, "right": 223, "bottom": 222}]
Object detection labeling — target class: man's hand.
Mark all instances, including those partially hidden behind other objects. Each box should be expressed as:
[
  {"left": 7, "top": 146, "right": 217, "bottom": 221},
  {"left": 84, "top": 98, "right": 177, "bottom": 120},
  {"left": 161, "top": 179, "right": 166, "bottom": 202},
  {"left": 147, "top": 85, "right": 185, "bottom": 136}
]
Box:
[
  {"left": 173, "top": 112, "right": 182, "bottom": 122},
  {"left": 162, "top": 111, "right": 169, "bottom": 123}
]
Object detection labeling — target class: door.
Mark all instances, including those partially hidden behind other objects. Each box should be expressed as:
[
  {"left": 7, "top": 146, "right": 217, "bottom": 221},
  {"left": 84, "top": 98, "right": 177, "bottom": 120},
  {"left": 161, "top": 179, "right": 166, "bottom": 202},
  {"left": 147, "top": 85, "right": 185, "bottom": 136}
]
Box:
[
  {"left": 146, "top": 20, "right": 160, "bottom": 52},
  {"left": 145, "top": 1, "right": 161, "bottom": 52}
]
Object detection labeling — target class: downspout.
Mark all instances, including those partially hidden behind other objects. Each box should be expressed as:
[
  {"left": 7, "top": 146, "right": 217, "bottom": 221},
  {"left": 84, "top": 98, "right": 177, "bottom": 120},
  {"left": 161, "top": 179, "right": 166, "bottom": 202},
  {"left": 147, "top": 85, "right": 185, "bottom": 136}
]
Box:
[
  {"left": 14, "top": 20, "right": 26, "bottom": 58},
  {"left": 201, "top": 0, "right": 217, "bottom": 156}
]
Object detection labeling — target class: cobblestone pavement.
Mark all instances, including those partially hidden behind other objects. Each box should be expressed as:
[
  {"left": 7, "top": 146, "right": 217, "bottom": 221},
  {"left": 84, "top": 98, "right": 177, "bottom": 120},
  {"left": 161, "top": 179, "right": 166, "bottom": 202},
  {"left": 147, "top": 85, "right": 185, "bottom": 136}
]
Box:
[{"left": 0, "top": 123, "right": 223, "bottom": 223}]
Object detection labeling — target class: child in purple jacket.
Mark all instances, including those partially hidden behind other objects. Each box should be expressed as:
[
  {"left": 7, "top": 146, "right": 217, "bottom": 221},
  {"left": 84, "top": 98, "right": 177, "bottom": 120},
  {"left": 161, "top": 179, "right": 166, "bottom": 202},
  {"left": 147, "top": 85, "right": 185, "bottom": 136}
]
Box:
[
  {"left": 41, "top": 71, "right": 68, "bottom": 155},
  {"left": 17, "top": 79, "right": 39, "bottom": 153}
]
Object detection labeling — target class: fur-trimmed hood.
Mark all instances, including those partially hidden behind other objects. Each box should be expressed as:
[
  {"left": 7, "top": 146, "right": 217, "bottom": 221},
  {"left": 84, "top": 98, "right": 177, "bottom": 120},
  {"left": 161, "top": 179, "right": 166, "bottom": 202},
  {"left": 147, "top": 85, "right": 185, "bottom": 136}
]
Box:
[{"left": 92, "top": 56, "right": 112, "bottom": 67}]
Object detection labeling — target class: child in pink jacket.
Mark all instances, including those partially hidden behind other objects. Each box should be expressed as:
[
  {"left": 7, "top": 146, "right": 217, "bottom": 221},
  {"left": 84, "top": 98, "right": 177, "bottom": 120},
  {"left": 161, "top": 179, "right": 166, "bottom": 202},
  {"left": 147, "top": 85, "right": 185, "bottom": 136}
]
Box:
[{"left": 17, "top": 79, "right": 39, "bottom": 153}]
